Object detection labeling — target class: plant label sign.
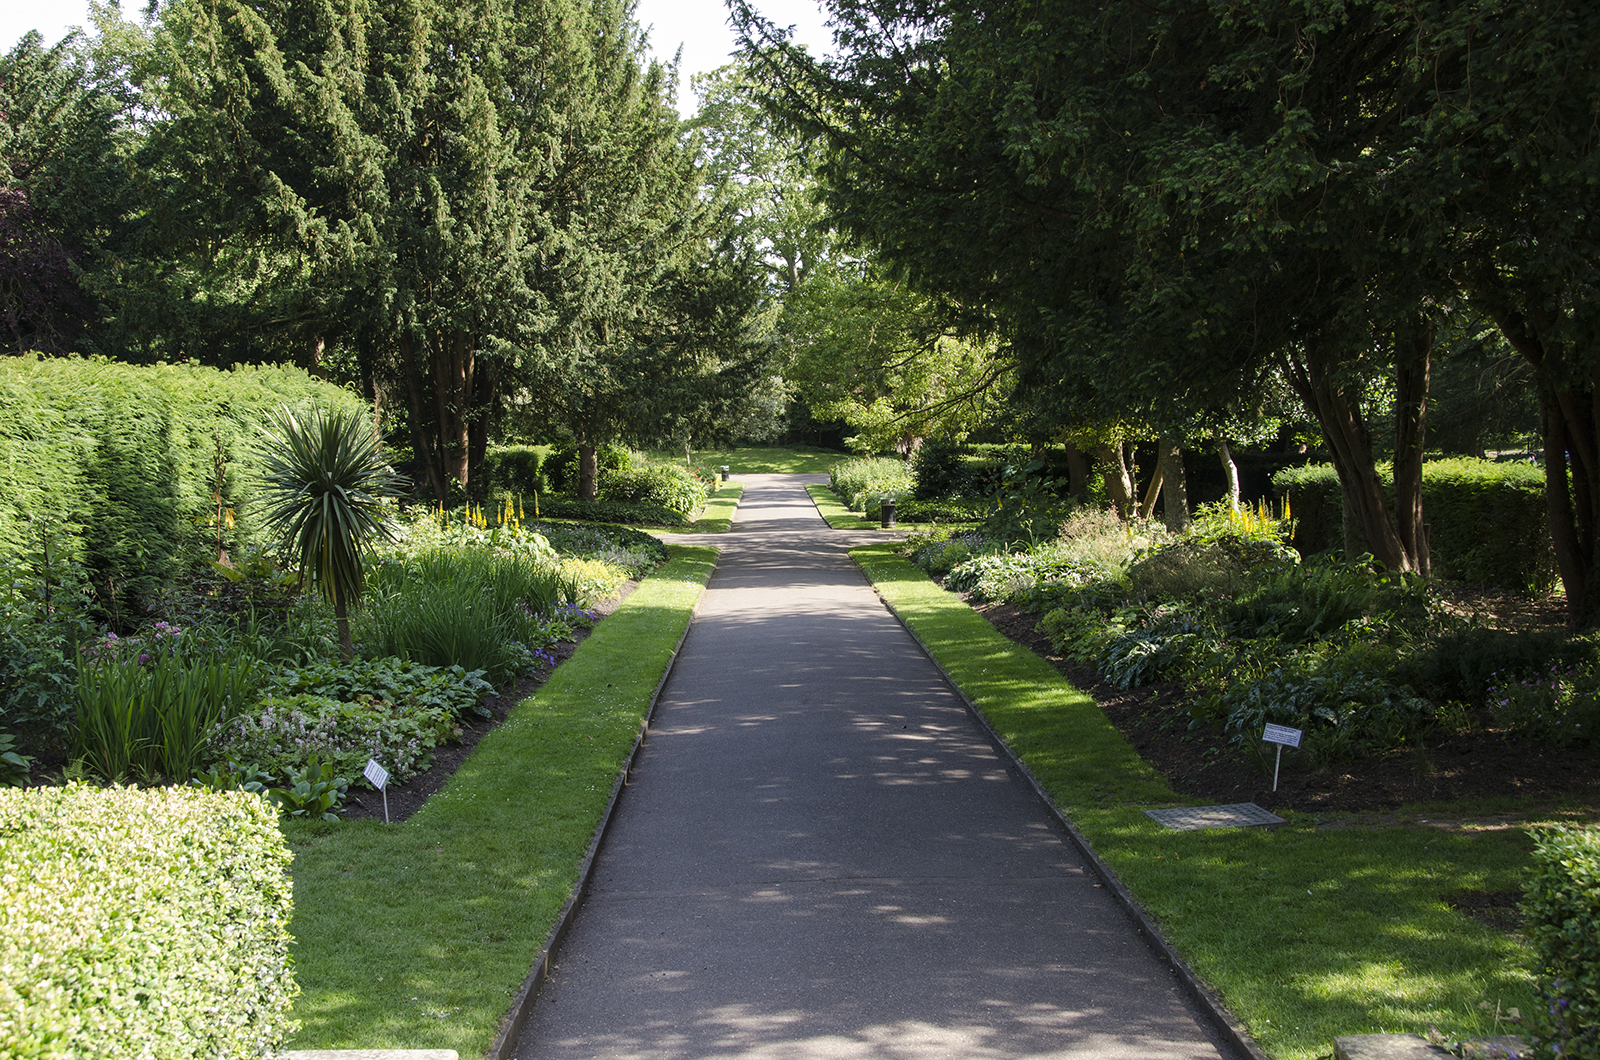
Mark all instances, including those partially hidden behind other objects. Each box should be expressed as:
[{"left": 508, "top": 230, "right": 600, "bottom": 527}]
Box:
[
  {"left": 1262, "top": 724, "right": 1303, "bottom": 748},
  {"left": 363, "top": 758, "right": 390, "bottom": 790}
]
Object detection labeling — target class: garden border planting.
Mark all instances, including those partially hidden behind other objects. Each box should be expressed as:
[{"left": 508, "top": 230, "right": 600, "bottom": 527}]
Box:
[
  {"left": 806, "top": 483, "right": 877, "bottom": 529},
  {"left": 281, "top": 546, "right": 717, "bottom": 1057}
]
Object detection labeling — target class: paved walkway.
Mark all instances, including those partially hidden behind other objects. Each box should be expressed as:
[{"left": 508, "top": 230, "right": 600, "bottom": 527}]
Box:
[{"left": 512, "top": 475, "right": 1233, "bottom": 1060}]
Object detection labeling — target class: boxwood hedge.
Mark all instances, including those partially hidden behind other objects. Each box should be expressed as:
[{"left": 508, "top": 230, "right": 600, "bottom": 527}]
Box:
[
  {"left": 0, "top": 356, "right": 369, "bottom": 616},
  {"left": 1272, "top": 458, "right": 1552, "bottom": 589},
  {"left": 0, "top": 783, "right": 297, "bottom": 1058}
]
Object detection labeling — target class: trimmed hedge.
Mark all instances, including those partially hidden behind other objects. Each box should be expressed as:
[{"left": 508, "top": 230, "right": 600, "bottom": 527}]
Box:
[
  {"left": 0, "top": 356, "right": 369, "bottom": 616},
  {"left": 1525, "top": 825, "right": 1600, "bottom": 1060},
  {"left": 1272, "top": 458, "right": 1552, "bottom": 588},
  {"left": 0, "top": 783, "right": 297, "bottom": 1058}
]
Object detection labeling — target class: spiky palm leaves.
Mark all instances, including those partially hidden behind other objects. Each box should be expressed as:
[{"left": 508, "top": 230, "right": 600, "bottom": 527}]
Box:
[{"left": 258, "top": 407, "right": 406, "bottom": 659}]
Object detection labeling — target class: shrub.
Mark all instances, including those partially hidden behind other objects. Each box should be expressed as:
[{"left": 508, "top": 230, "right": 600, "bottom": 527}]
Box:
[
  {"left": 0, "top": 783, "right": 297, "bottom": 1057},
  {"left": 531, "top": 495, "right": 687, "bottom": 527},
  {"left": 481, "top": 444, "right": 553, "bottom": 498},
  {"left": 1398, "top": 627, "right": 1592, "bottom": 708},
  {"left": 1271, "top": 458, "right": 1552, "bottom": 589},
  {"left": 830, "top": 456, "right": 913, "bottom": 511},
  {"left": 897, "top": 496, "right": 986, "bottom": 523},
  {"left": 1524, "top": 825, "right": 1600, "bottom": 1060},
  {"left": 910, "top": 438, "right": 976, "bottom": 500},
  {"left": 1486, "top": 662, "right": 1600, "bottom": 746},
  {"left": 599, "top": 462, "right": 709, "bottom": 516},
  {"left": 523, "top": 521, "right": 667, "bottom": 575}
]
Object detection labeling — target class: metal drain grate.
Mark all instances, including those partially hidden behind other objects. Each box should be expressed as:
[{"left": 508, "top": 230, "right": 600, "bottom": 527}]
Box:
[{"left": 1144, "top": 803, "right": 1285, "bottom": 831}]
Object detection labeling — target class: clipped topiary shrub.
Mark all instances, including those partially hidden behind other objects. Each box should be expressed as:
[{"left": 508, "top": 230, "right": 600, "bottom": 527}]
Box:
[
  {"left": 1525, "top": 824, "right": 1600, "bottom": 1060},
  {"left": 1272, "top": 458, "right": 1552, "bottom": 589},
  {"left": 0, "top": 783, "right": 297, "bottom": 1057}
]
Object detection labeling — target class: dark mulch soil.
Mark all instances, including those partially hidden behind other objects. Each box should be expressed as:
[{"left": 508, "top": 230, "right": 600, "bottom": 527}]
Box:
[
  {"left": 339, "top": 581, "right": 637, "bottom": 823},
  {"left": 967, "top": 597, "right": 1600, "bottom": 817}
]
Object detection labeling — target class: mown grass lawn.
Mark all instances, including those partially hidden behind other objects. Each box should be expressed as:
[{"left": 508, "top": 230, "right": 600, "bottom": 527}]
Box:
[
  {"left": 806, "top": 483, "right": 879, "bottom": 529},
  {"left": 851, "top": 543, "right": 1543, "bottom": 1060},
  {"left": 281, "top": 546, "right": 717, "bottom": 1056},
  {"left": 644, "top": 444, "right": 848, "bottom": 475}
]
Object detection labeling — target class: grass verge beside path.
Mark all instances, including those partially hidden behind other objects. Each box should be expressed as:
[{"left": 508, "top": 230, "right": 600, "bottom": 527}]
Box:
[
  {"left": 807, "top": 483, "right": 878, "bottom": 529},
  {"left": 645, "top": 444, "right": 846, "bottom": 475},
  {"left": 687, "top": 482, "right": 743, "bottom": 532},
  {"left": 282, "top": 545, "right": 718, "bottom": 1057},
  {"left": 851, "top": 543, "right": 1541, "bottom": 1060}
]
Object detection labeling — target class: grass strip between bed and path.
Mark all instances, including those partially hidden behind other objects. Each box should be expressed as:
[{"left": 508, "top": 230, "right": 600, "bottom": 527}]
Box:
[
  {"left": 281, "top": 544, "right": 718, "bottom": 1057},
  {"left": 686, "top": 481, "right": 743, "bottom": 532},
  {"left": 806, "top": 483, "right": 878, "bottom": 529},
  {"left": 646, "top": 444, "right": 847, "bottom": 475},
  {"left": 850, "top": 543, "right": 1542, "bottom": 1060}
]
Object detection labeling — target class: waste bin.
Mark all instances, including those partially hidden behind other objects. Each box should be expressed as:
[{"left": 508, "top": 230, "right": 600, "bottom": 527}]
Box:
[
  {"left": 720, "top": 465, "right": 730, "bottom": 481},
  {"left": 880, "top": 497, "right": 896, "bottom": 528}
]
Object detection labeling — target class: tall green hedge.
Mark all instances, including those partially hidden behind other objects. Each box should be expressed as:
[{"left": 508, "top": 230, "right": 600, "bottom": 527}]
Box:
[
  {"left": 1525, "top": 825, "right": 1600, "bottom": 1060},
  {"left": 0, "top": 783, "right": 297, "bottom": 1058},
  {"left": 1271, "top": 458, "right": 1552, "bottom": 589},
  {"left": 0, "top": 357, "right": 369, "bottom": 616}
]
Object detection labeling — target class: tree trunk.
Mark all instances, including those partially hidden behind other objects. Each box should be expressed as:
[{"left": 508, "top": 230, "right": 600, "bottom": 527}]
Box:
[
  {"left": 578, "top": 442, "right": 599, "bottom": 501},
  {"left": 1393, "top": 317, "right": 1432, "bottom": 578},
  {"left": 1158, "top": 438, "right": 1189, "bottom": 533},
  {"left": 1063, "top": 440, "right": 1090, "bottom": 503},
  {"left": 431, "top": 329, "right": 473, "bottom": 489},
  {"left": 1138, "top": 452, "right": 1164, "bottom": 521},
  {"left": 400, "top": 334, "right": 448, "bottom": 503},
  {"left": 1217, "top": 435, "right": 1240, "bottom": 511},
  {"left": 1282, "top": 343, "right": 1414, "bottom": 571},
  {"left": 332, "top": 579, "right": 353, "bottom": 661},
  {"left": 1468, "top": 283, "right": 1600, "bottom": 626},
  {"left": 1096, "top": 441, "right": 1134, "bottom": 520}
]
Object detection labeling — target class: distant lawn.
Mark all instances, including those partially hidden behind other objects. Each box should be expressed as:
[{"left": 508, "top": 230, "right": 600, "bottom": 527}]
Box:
[
  {"left": 805, "top": 483, "right": 879, "bottom": 529},
  {"left": 851, "top": 543, "right": 1542, "bottom": 1060},
  {"left": 643, "top": 444, "right": 848, "bottom": 475},
  {"left": 283, "top": 546, "right": 717, "bottom": 1057}
]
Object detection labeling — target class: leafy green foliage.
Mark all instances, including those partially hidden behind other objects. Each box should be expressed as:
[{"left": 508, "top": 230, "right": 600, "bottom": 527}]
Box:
[
  {"left": 212, "top": 692, "right": 447, "bottom": 790},
  {"left": 599, "top": 462, "right": 710, "bottom": 516},
  {"left": 269, "top": 656, "right": 495, "bottom": 723},
  {"left": 0, "top": 732, "right": 32, "bottom": 786},
  {"left": 0, "top": 358, "right": 369, "bottom": 620},
  {"left": 829, "top": 456, "right": 913, "bottom": 511},
  {"left": 480, "top": 445, "right": 555, "bottom": 499},
  {"left": 1525, "top": 826, "right": 1600, "bottom": 1060},
  {"left": 257, "top": 406, "right": 405, "bottom": 658},
  {"left": 0, "top": 784, "right": 296, "bottom": 1056},
  {"left": 910, "top": 438, "right": 980, "bottom": 500},
  {"left": 548, "top": 443, "right": 633, "bottom": 494},
  {"left": 1485, "top": 665, "right": 1600, "bottom": 748},
  {"left": 73, "top": 638, "right": 262, "bottom": 783}
]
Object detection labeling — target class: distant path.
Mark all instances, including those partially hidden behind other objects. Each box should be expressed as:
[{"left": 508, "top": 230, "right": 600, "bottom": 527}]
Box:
[{"left": 512, "top": 474, "right": 1234, "bottom": 1060}]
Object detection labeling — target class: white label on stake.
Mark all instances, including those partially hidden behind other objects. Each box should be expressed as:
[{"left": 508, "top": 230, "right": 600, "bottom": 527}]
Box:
[
  {"left": 1262, "top": 724, "right": 1303, "bottom": 748},
  {"left": 363, "top": 758, "right": 390, "bottom": 790}
]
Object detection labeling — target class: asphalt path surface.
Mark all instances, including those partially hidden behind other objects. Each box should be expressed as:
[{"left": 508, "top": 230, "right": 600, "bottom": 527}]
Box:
[{"left": 512, "top": 474, "right": 1233, "bottom": 1060}]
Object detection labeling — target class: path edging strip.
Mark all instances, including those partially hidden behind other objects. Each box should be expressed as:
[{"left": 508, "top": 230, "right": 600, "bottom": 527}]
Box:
[
  {"left": 485, "top": 551, "right": 717, "bottom": 1060},
  {"left": 852, "top": 552, "right": 1270, "bottom": 1060}
]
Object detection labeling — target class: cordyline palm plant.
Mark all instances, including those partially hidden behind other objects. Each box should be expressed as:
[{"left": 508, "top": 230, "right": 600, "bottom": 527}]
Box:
[{"left": 258, "top": 407, "right": 406, "bottom": 660}]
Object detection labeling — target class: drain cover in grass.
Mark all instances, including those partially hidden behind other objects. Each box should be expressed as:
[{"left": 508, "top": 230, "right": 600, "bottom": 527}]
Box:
[{"left": 1144, "top": 803, "right": 1285, "bottom": 831}]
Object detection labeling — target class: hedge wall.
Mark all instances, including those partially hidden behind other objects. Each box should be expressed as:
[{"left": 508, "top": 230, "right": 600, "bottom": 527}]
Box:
[
  {"left": 1525, "top": 825, "right": 1600, "bottom": 1060},
  {"left": 0, "top": 783, "right": 297, "bottom": 1058},
  {"left": 1271, "top": 458, "right": 1552, "bottom": 589},
  {"left": 0, "top": 357, "right": 369, "bottom": 616}
]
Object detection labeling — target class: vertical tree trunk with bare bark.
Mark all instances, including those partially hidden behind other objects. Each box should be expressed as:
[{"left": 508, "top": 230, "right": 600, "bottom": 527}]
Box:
[
  {"left": 1393, "top": 318, "right": 1432, "bottom": 577},
  {"left": 1158, "top": 438, "right": 1189, "bottom": 532},
  {"left": 1097, "top": 441, "right": 1134, "bottom": 519}
]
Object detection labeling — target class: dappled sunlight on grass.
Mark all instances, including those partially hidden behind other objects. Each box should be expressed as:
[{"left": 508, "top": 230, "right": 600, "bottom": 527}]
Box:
[
  {"left": 852, "top": 543, "right": 1543, "bottom": 1060},
  {"left": 282, "top": 545, "right": 716, "bottom": 1056}
]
